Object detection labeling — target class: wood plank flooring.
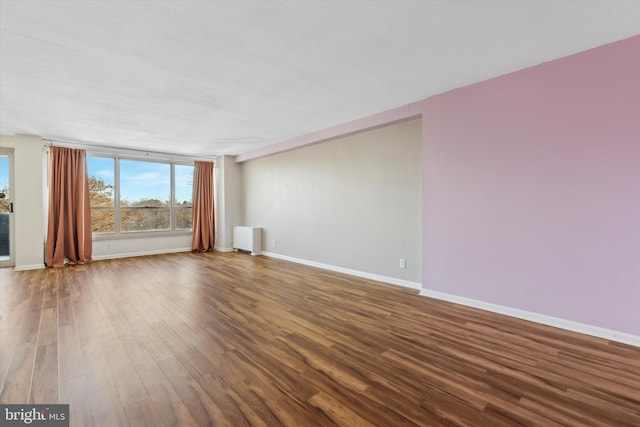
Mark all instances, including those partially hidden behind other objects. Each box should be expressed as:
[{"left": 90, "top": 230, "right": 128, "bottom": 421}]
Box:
[{"left": 1, "top": 251, "right": 639, "bottom": 426}]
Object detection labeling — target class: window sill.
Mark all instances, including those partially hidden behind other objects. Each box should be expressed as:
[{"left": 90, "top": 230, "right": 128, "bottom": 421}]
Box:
[{"left": 92, "top": 230, "right": 192, "bottom": 241}]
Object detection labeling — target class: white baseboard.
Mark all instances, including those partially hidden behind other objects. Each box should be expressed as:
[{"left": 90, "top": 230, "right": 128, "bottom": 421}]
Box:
[
  {"left": 419, "top": 288, "right": 640, "bottom": 347},
  {"left": 261, "top": 251, "right": 421, "bottom": 290},
  {"left": 14, "top": 263, "right": 46, "bottom": 271},
  {"left": 215, "top": 247, "right": 235, "bottom": 253},
  {"left": 92, "top": 247, "right": 192, "bottom": 261}
]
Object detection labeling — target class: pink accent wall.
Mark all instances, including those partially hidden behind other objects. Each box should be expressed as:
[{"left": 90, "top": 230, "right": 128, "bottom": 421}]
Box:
[{"left": 419, "top": 36, "right": 640, "bottom": 335}]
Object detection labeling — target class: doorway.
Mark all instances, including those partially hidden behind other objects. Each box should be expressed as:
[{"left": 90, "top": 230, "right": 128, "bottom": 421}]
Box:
[{"left": 0, "top": 148, "right": 15, "bottom": 267}]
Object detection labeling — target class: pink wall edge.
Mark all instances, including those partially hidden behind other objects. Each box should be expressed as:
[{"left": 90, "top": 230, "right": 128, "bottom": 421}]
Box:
[{"left": 235, "top": 103, "right": 422, "bottom": 163}]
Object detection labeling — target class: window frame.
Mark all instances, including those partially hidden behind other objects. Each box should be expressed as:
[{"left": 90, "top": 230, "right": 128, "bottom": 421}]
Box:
[{"left": 87, "top": 153, "right": 194, "bottom": 239}]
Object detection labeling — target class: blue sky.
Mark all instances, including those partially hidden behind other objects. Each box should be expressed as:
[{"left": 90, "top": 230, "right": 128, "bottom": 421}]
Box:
[
  {"left": 174, "top": 164, "right": 194, "bottom": 203},
  {"left": 0, "top": 156, "right": 8, "bottom": 193},
  {"left": 87, "top": 156, "right": 193, "bottom": 203}
]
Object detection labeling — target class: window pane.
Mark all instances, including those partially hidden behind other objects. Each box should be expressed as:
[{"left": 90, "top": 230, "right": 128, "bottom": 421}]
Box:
[
  {"left": 87, "top": 156, "right": 115, "bottom": 232},
  {"left": 0, "top": 155, "right": 10, "bottom": 258},
  {"left": 0, "top": 155, "right": 10, "bottom": 206},
  {"left": 175, "top": 164, "right": 193, "bottom": 230},
  {"left": 175, "top": 164, "right": 193, "bottom": 207},
  {"left": 121, "top": 207, "right": 170, "bottom": 231},
  {"left": 120, "top": 160, "right": 170, "bottom": 231},
  {"left": 176, "top": 207, "right": 192, "bottom": 230},
  {"left": 87, "top": 156, "right": 115, "bottom": 207}
]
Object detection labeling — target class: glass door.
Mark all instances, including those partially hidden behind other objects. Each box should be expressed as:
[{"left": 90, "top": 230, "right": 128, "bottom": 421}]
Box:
[{"left": 0, "top": 148, "right": 14, "bottom": 267}]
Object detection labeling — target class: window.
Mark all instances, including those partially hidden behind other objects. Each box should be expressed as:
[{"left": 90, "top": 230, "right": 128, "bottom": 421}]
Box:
[{"left": 87, "top": 155, "right": 194, "bottom": 234}]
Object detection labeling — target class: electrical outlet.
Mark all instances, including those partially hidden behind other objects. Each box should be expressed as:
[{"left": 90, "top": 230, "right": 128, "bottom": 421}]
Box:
[
  {"left": 272, "top": 239, "right": 276, "bottom": 247},
  {"left": 399, "top": 258, "right": 406, "bottom": 269}
]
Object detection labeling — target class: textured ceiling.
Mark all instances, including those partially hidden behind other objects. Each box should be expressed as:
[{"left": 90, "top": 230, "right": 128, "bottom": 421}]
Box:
[{"left": 1, "top": 1, "right": 639, "bottom": 157}]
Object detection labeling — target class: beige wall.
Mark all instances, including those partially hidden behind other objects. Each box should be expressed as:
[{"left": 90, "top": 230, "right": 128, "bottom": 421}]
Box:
[
  {"left": 0, "top": 135, "right": 47, "bottom": 269},
  {"left": 215, "top": 155, "right": 243, "bottom": 250},
  {"left": 241, "top": 119, "right": 422, "bottom": 283}
]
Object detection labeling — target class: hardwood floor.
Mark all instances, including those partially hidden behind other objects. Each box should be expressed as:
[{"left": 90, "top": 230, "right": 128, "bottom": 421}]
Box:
[{"left": 1, "top": 252, "right": 639, "bottom": 426}]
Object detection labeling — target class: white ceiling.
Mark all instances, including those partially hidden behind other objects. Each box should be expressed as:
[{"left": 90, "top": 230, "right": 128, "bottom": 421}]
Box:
[{"left": 1, "top": 1, "right": 639, "bottom": 157}]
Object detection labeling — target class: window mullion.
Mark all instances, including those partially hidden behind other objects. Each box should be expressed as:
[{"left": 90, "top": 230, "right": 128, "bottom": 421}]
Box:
[
  {"left": 115, "top": 157, "right": 121, "bottom": 233},
  {"left": 171, "top": 162, "right": 176, "bottom": 231}
]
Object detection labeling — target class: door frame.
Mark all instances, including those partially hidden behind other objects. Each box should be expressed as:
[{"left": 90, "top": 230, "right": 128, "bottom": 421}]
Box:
[{"left": 0, "top": 147, "right": 15, "bottom": 267}]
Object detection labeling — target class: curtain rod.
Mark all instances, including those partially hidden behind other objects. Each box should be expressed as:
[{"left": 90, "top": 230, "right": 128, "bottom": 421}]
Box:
[{"left": 43, "top": 138, "right": 216, "bottom": 163}]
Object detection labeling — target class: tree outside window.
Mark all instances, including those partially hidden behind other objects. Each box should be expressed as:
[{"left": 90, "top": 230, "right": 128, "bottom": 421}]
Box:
[{"left": 88, "top": 157, "right": 115, "bottom": 232}]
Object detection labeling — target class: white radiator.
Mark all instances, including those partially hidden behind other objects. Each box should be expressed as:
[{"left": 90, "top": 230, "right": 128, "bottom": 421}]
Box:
[{"left": 232, "top": 226, "right": 262, "bottom": 256}]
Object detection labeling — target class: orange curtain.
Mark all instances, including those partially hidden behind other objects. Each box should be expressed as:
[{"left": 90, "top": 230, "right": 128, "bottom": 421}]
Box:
[
  {"left": 45, "top": 146, "right": 92, "bottom": 267},
  {"left": 191, "top": 161, "right": 215, "bottom": 252}
]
